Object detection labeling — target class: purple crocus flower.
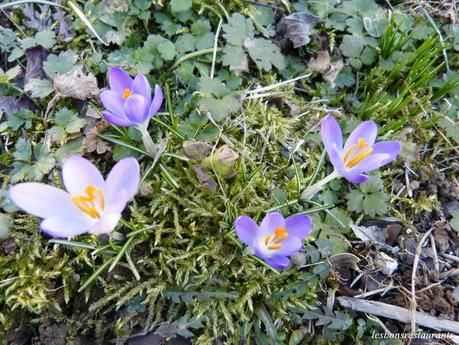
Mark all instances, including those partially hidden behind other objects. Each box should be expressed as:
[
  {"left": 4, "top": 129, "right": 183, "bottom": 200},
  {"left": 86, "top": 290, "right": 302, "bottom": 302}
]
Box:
[
  {"left": 9, "top": 156, "right": 140, "bottom": 238},
  {"left": 100, "top": 67, "right": 163, "bottom": 127},
  {"left": 235, "top": 212, "right": 312, "bottom": 270},
  {"left": 320, "top": 115, "right": 401, "bottom": 183}
]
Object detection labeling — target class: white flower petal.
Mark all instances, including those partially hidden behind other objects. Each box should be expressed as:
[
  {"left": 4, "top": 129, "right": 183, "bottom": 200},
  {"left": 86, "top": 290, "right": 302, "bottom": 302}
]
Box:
[
  {"left": 9, "top": 183, "right": 74, "bottom": 218},
  {"left": 105, "top": 157, "right": 140, "bottom": 204},
  {"left": 40, "top": 212, "right": 96, "bottom": 238},
  {"left": 89, "top": 213, "right": 121, "bottom": 235},
  {"left": 62, "top": 156, "right": 105, "bottom": 195}
]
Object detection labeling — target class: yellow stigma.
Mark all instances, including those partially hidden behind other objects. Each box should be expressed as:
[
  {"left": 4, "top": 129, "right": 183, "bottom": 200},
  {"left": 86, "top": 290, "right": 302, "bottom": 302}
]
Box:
[
  {"left": 343, "top": 137, "right": 373, "bottom": 169},
  {"left": 122, "top": 88, "right": 133, "bottom": 99},
  {"left": 264, "top": 226, "right": 288, "bottom": 251},
  {"left": 71, "top": 185, "right": 105, "bottom": 219}
]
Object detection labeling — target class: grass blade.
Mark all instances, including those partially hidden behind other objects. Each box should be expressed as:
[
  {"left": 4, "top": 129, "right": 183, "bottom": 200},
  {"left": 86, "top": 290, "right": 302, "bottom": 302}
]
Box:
[{"left": 68, "top": 1, "right": 108, "bottom": 46}]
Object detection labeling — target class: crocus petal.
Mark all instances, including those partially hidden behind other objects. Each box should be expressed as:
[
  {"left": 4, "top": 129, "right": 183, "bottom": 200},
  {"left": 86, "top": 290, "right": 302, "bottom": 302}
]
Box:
[
  {"left": 343, "top": 121, "right": 377, "bottom": 151},
  {"left": 89, "top": 213, "right": 121, "bottom": 235},
  {"left": 107, "top": 190, "right": 128, "bottom": 214},
  {"left": 131, "top": 74, "right": 151, "bottom": 105},
  {"left": 341, "top": 170, "right": 370, "bottom": 183},
  {"left": 265, "top": 256, "right": 291, "bottom": 270},
  {"left": 148, "top": 85, "right": 163, "bottom": 118},
  {"left": 351, "top": 153, "right": 393, "bottom": 173},
  {"left": 123, "top": 94, "right": 148, "bottom": 124},
  {"left": 327, "top": 144, "right": 347, "bottom": 173},
  {"left": 9, "top": 183, "right": 74, "bottom": 218},
  {"left": 285, "top": 214, "right": 312, "bottom": 239},
  {"left": 102, "top": 111, "right": 132, "bottom": 127},
  {"left": 108, "top": 67, "right": 133, "bottom": 93},
  {"left": 275, "top": 236, "right": 303, "bottom": 256},
  {"left": 62, "top": 156, "right": 105, "bottom": 196},
  {"left": 371, "top": 141, "right": 401, "bottom": 164},
  {"left": 100, "top": 90, "right": 126, "bottom": 117},
  {"left": 260, "top": 212, "right": 285, "bottom": 235},
  {"left": 235, "top": 216, "right": 259, "bottom": 246},
  {"left": 321, "top": 115, "right": 343, "bottom": 152},
  {"left": 40, "top": 212, "right": 96, "bottom": 238},
  {"left": 105, "top": 157, "right": 140, "bottom": 204}
]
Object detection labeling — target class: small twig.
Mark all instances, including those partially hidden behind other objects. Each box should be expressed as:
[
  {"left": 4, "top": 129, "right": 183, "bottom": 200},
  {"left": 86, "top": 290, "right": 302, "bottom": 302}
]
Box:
[
  {"left": 338, "top": 296, "right": 459, "bottom": 333},
  {"left": 210, "top": 19, "right": 223, "bottom": 79},
  {"left": 410, "top": 228, "right": 434, "bottom": 332},
  {"left": 428, "top": 233, "right": 440, "bottom": 280}
]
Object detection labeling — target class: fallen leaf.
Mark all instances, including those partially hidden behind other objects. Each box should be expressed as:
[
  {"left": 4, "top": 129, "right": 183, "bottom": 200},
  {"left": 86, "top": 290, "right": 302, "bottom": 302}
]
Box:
[
  {"left": 201, "top": 145, "right": 239, "bottom": 178},
  {"left": 53, "top": 65, "right": 99, "bottom": 100},
  {"left": 192, "top": 165, "right": 217, "bottom": 192},
  {"left": 24, "top": 46, "right": 49, "bottom": 84},
  {"left": 309, "top": 51, "right": 330, "bottom": 73},
  {"left": 183, "top": 140, "right": 212, "bottom": 160},
  {"left": 276, "top": 11, "right": 323, "bottom": 48},
  {"left": 323, "top": 60, "right": 344, "bottom": 88}
]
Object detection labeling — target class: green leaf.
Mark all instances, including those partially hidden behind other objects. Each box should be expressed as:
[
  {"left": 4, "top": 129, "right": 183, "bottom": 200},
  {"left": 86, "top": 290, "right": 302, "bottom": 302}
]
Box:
[
  {"left": 43, "top": 52, "right": 78, "bottom": 79},
  {"left": 223, "top": 13, "right": 254, "bottom": 46},
  {"left": 450, "top": 211, "right": 459, "bottom": 232},
  {"left": 346, "top": 175, "right": 389, "bottom": 217},
  {"left": 199, "top": 76, "right": 230, "bottom": 97},
  {"left": 8, "top": 109, "right": 32, "bottom": 131},
  {"left": 11, "top": 139, "right": 55, "bottom": 182},
  {"left": 170, "top": 0, "right": 192, "bottom": 12},
  {"left": 22, "top": 29, "right": 56, "bottom": 49},
  {"left": 199, "top": 95, "right": 240, "bottom": 121},
  {"left": 175, "top": 33, "right": 196, "bottom": 54},
  {"left": 247, "top": 38, "right": 286, "bottom": 71},
  {"left": 222, "top": 45, "right": 248, "bottom": 74},
  {"left": 0, "top": 213, "right": 12, "bottom": 240},
  {"left": 24, "top": 78, "right": 54, "bottom": 98},
  {"left": 49, "top": 108, "right": 86, "bottom": 143},
  {"left": 340, "top": 34, "right": 364, "bottom": 58}
]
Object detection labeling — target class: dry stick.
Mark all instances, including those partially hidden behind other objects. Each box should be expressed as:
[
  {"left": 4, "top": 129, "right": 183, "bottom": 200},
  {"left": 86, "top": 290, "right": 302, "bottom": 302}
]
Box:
[
  {"left": 410, "top": 228, "right": 434, "bottom": 333},
  {"left": 210, "top": 18, "right": 223, "bottom": 80},
  {"left": 338, "top": 297, "right": 459, "bottom": 334}
]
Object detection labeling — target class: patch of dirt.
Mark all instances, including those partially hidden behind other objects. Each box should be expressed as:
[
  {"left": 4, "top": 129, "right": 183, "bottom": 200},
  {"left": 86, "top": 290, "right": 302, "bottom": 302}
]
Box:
[{"left": 31, "top": 321, "right": 69, "bottom": 345}]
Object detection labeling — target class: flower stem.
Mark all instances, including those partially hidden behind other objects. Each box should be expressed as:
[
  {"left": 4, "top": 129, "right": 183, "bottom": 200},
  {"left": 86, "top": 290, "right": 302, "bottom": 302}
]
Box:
[
  {"left": 299, "top": 170, "right": 341, "bottom": 200},
  {"left": 137, "top": 123, "right": 156, "bottom": 157}
]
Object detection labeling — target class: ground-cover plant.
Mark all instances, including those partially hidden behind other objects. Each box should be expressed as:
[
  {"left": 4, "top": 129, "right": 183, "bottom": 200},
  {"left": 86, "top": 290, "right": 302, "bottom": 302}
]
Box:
[{"left": 0, "top": 0, "right": 458, "bottom": 344}]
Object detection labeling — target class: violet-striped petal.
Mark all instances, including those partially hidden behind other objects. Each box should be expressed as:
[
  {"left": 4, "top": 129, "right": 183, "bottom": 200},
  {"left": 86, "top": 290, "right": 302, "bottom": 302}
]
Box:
[
  {"left": 123, "top": 94, "right": 148, "bottom": 124},
  {"left": 105, "top": 157, "right": 140, "bottom": 204},
  {"left": 351, "top": 153, "right": 393, "bottom": 173},
  {"left": 321, "top": 115, "right": 343, "bottom": 152},
  {"left": 371, "top": 141, "right": 401, "bottom": 164},
  {"left": 265, "top": 256, "right": 291, "bottom": 270},
  {"left": 235, "top": 216, "right": 259, "bottom": 246},
  {"left": 62, "top": 156, "right": 105, "bottom": 195},
  {"left": 341, "top": 170, "right": 370, "bottom": 183},
  {"left": 108, "top": 67, "right": 133, "bottom": 93},
  {"left": 40, "top": 211, "right": 96, "bottom": 238},
  {"left": 259, "top": 212, "right": 285, "bottom": 235},
  {"left": 285, "top": 214, "right": 312, "bottom": 238},
  {"left": 274, "top": 236, "right": 303, "bottom": 256},
  {"left": 131, "top": 73, "right": 151, "bottom": 105},
  {"left": 9, "top": 183, "right": 75, "bottom": 218},
  {"left": 343, "top": 121, "right": 377, "bottom": 152},
  {"left": 102, "top": 111, "right": 132, "bottom": 127},
  {"left": 148, "top": 85, "right": 163, "bottom": 118},
  {"left": 100, "top": 90, "right": 126, "bottom": 117}
]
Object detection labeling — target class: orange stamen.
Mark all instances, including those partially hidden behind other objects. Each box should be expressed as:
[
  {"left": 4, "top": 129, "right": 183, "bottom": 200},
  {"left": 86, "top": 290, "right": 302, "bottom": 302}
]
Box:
[
  {"left": 264, "top": 226, "right": 289, "bottom": 251},
  {"left": 71, "top": 185, "right": 105, "bottom": 219},
  {"left": 343, "top": 137, "right": 373, "bottom": 168},
  {"left": 122, "top": 88, "right": 133, "bottom": 99}
]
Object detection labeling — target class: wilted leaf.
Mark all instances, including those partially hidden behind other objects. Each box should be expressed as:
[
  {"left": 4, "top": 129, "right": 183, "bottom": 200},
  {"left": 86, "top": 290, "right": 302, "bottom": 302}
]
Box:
[
  {"left": 309, "top": 51, "right": 330, "bottom": 73},
  {"left": 53, "top": 65, "right": 99, "bottom": 100},
  {"left": 192, "top": 165, "right": 217, "bottom": 192},
  {"left": 183, "top": 140, "right": 212, "bottom": 160},
  {"left": 201, "top": 145, "right": 239, "bottom": 178},
  {"left": 276, "top": 12, "right": 323, "bottom": 48}
]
